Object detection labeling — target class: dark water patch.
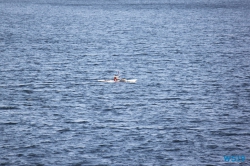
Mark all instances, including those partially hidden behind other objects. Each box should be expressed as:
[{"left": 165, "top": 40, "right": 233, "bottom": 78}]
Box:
[
  {"left": 172, "top": 139, "right": 188, "bottom": 143},
  {"left": 64, "top": 120, "right": 89, "bottom": 124},
  {"left": 22, "top": 89, "right": 34, "bottom": 94},
  {"left": 0, "top": 106, "right": 19, "bottom": 110},
  {"left": 57, "top": 128, "right": 71, "bottom": 133},
  {"left": 0, "top": 121, "right": 18, "bottom": 125},
  {"left": 165, "top": 148, "right": 181, "bottom": 152},
  {"left": 27, "top": 152, "right": 45, "bottom": 158},
  {"left": 210, "top": 130, "right": 250, "bottom": 137},
  {"left": 207, "top": 144, "right": 219, "bottom": 149}
]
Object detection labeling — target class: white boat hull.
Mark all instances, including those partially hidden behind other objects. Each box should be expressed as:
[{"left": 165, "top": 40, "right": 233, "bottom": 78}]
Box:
[{"left": 98, "top": 79, "right": 137, "bottom": 83}]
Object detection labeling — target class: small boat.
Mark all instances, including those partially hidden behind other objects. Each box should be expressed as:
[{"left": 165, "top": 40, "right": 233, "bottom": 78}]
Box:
[
  {"left": 99, "top": 71, "right": 137, "bottom": 83},
  {"left": 98, "top": 79, "right": 137, "bottom": 83}
]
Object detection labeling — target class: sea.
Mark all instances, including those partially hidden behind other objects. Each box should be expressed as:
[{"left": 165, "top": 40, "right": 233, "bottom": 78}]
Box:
[{"left": 0, "top": 0, "right": 250, "bottom": 165}]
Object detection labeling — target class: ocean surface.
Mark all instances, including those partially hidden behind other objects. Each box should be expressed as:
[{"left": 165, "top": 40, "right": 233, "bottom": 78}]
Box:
[{"left": 1, "top": 0, "right": 250, "bottom": 165}]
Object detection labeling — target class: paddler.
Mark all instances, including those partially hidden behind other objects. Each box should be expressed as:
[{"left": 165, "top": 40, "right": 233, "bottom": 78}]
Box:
[{"left": 114, "top": 75, "right": 119, "bottom": 82}]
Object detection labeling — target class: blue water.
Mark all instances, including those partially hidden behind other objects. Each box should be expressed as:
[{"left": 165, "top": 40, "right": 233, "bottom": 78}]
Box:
[{"left": 1, "top": 0, "right": 250, "bottom": 165}]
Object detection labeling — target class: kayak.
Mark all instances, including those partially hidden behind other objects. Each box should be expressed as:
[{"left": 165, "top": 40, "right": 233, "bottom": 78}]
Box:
[{"left": 98, "top": 79, "right": 137, "bottom": 83}]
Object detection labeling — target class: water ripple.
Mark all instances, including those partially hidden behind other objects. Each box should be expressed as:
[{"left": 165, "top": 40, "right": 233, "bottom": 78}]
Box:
[{"left": 1, "top": 0, "right": 250, "bottom": 165}]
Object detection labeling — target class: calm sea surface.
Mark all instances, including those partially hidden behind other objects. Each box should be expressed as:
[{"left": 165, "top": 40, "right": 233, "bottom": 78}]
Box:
[{"left": 1, "top": 0, "right": 250, "bottom": 165}]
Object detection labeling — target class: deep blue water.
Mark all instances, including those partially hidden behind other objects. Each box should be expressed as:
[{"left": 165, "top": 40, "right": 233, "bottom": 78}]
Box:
[{"left": 1, "top": 0, "right": 250, "bottom": 165}]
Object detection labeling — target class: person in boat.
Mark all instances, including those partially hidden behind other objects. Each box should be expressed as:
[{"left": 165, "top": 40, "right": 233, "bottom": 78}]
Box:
[{"left": 114, "top": 75, "right": 119, "bottom": 82}]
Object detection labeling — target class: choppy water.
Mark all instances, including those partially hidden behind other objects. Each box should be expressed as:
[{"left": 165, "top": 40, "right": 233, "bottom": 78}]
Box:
[{"left": 1, "top": 0, "right": 250, "bottom": 165}]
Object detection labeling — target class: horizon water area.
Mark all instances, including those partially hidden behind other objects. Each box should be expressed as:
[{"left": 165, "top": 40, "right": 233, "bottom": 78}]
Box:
[{"left": 0, "top": 0, "right": 250, "bottom": 165}]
